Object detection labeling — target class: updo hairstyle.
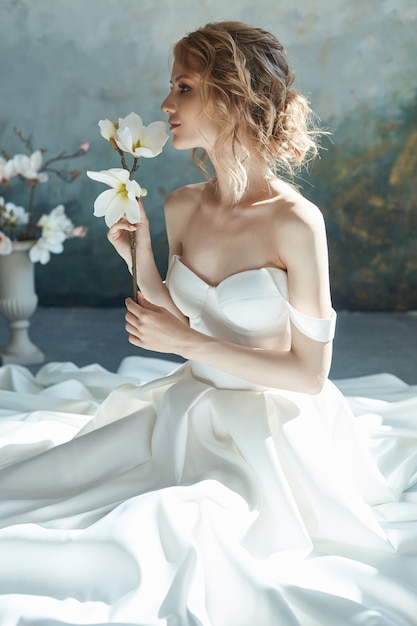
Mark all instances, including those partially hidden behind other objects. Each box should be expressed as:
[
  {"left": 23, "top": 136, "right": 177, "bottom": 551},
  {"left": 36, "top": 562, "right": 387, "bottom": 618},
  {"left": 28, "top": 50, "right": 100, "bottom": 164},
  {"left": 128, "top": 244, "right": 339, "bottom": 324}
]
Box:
[{"left": 173, "top": 21, "right": 323, "bottom": 201}]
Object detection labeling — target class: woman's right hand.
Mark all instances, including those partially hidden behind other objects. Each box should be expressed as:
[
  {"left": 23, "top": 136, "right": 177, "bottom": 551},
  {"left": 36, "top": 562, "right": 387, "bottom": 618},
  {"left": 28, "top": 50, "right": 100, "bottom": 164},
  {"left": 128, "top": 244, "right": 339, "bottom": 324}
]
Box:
[{"left": 107, "top": 199, "right": 151, "bottom": 265}]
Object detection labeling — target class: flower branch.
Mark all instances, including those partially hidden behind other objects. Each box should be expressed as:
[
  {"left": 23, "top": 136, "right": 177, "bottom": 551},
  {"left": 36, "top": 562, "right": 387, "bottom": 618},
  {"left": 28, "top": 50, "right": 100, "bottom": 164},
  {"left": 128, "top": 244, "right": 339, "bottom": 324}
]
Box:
[
  {"left": 0, "top": 129, "right": 89, "bottom": 263},
  {"left": 87, "top": 112, "right": 168, "bottom": 301},
  {"left": 111, "top": 141, "right": 140, "bottom": 303}
]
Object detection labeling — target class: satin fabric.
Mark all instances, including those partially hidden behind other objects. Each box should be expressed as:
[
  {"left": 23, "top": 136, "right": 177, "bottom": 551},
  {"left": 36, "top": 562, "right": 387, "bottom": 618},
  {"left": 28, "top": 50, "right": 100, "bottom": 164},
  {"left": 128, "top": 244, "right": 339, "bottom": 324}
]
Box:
[{"left": 0, "top": 256, "right": 416, "bottom": 626}]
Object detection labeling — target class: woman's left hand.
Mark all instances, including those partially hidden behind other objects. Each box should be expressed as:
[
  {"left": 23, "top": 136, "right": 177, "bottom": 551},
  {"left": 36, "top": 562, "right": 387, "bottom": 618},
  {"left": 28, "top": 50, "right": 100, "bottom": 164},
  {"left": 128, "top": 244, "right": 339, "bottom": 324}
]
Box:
[{"left": 125, "top": 292, "right": 191, "bottom": 355}]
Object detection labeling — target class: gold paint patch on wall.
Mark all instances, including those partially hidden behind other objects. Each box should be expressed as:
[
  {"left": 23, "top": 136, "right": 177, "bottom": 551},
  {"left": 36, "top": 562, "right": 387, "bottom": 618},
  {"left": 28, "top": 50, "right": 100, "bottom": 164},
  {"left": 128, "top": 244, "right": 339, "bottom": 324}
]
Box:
[{"left": 389, "top": 129, "right": 417, "bottom": 186}]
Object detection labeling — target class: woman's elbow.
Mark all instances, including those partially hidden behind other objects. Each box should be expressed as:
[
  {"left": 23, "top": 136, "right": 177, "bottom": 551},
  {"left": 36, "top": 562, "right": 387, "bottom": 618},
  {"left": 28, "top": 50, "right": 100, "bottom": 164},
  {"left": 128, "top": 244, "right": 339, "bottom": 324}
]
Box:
[
  {"left": 299, "top": 342, "right": 332, "bottom": 394},
  {"left": 303, "top": 370, "right": 328, "bottom": 395},
  {"left": 295, "top": 353, "right": 331, "bottom": 395}
]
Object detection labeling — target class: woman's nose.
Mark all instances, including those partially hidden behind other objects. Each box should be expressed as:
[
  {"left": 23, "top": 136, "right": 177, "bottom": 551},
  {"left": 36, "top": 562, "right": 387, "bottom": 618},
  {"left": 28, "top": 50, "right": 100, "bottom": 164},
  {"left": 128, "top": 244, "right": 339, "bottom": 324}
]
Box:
[{"left": 161, "top": 93, "right": 174, "bottom": 113}]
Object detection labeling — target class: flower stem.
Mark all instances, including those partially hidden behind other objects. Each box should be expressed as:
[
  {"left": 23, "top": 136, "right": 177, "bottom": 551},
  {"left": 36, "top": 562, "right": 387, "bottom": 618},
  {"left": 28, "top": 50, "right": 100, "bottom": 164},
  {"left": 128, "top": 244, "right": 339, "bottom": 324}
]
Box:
[
  {"left": 112, "top": 144, "right": 140, "bottom": 302},
  {"left": 130, "top": 231, "right": 138, "bottom": 303},
  {"left": 27, "top": 183, "right": 36, "bottom": 221},
  {"left": 129, "top": 159, "right": 139, "bottom": 303}
]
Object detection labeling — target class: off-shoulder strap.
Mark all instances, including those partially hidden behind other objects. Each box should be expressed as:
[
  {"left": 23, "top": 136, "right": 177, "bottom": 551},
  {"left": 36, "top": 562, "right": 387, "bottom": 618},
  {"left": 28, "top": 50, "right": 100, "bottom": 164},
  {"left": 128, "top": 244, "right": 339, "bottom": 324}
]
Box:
[{"left": 286, "top": 302, "right": 337, "bottom": 342}]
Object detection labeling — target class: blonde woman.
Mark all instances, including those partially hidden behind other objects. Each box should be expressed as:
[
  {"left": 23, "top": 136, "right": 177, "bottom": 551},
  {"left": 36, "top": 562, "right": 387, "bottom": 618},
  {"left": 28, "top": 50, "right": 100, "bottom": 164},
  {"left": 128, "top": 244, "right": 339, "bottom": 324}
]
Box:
[{"left": 0, "top": 21, "right": 416, "bottom": 626}]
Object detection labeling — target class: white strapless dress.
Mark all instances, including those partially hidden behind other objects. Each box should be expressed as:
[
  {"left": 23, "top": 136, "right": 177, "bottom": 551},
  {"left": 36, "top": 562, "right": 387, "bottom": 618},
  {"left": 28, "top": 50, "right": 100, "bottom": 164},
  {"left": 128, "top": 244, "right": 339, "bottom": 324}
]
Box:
[{"left": 0, "top": 255, "right": 416, "bottom": 626}]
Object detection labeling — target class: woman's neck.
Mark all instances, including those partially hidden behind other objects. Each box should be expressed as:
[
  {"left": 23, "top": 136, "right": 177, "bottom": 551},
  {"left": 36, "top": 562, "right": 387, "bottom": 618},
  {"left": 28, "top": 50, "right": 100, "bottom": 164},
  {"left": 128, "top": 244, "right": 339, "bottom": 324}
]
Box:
[{"left": 209, "top": 160, "right": 278, "bottom": 209}]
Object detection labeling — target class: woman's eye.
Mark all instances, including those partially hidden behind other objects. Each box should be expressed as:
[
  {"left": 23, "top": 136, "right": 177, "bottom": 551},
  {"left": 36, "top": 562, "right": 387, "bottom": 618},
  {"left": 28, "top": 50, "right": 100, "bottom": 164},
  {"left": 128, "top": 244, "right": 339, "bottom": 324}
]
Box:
[{"left": 179, "top": 83, "right": 191, "bottom": 94}]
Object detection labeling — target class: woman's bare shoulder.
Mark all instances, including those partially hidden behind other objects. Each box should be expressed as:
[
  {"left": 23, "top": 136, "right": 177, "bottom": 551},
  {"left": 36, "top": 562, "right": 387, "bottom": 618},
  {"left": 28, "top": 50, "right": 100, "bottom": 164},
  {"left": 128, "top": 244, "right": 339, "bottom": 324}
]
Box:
[
  {"left": 269, "top": 181, "right": 328, "bottom": 272},
  {"left": 164, "top": 182, "right": 208, "bottom": 255},
  {"left": 274, "top": 181, "right": 323, "bottom": 225},
  {"left": 271, "top": 182, "right": 332, "bottom": 316},
  {"left": 165, "top": 181, "right": 207, "bottom": 212}
]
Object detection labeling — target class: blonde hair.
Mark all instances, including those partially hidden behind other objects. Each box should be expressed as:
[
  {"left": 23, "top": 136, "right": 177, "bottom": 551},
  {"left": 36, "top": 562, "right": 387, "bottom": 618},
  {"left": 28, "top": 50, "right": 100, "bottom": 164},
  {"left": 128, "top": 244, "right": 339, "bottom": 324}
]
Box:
[{"left": 174, "top": 21, "right": 323, "bottom": 201}]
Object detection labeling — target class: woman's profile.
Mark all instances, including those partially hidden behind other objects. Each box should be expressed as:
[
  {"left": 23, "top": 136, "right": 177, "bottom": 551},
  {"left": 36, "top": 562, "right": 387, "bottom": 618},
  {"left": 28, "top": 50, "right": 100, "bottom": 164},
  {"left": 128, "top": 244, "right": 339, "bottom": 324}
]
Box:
[{"left": 0, "top": 20, "right": 416, "bottom": 626}]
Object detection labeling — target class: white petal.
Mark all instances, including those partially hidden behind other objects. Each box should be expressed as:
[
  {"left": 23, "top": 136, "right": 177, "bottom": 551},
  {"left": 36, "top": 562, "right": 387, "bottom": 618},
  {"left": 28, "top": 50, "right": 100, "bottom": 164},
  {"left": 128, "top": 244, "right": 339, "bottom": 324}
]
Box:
[
  {"left": 124, "top": 196, "right": 141, "bottom": 224},
  {"left": 98, "top": 119, "right": 117, "bottom": 140},
  {"left": 4, "top": 159, "right": 17, "bottom": 179},
  {"left": 87, "top": 168, "right": 129, "bottom": 188},
  {"left": 135, "top": 122, "right": 168, "bottom": 158},
  {"left": 125, "top": 178, "right": 142, "bottom": 200},
  {"left": 132, "top": 146, "right": 155, "bottom": 158},
  {"left": 115, "top": 126, "right": 134, "bottom": 154},
  {"left": 29, "top": 241, "right": 50, "bottom": 264},
  {"left": 37, "top": 214, "right": 49, "bottom": 228},
  {"left": 93, "top": 189, "right": 118, "bottom": 218},
  {"left": 102, "top": 193, "right": 129, "bottom": 227},
  {"left": 143, "top": 121, "right": 169, "bottom": 149},
  {"left": 122, "top": 113, "right": 144, "bottom": 151},
  {"left": 39, "top": 250, "right": 50, "bottom": 264},
  {"left": 50, "top": 204, "right": 66, "bottom": 216},
  {"left": 12, "top": 154, "right": 29, "bottom": 175},
  {"left": 30, "top": 150, "right": 43, "bottom": 172},
  {"left": 29, "top": 245, "right": 39, "bottom": 263},
  {"left": 44, "top": 237, "right": 65, "bottom": 253},
  {"left": 120, "top": 112, "right": 144, "bottom": 134},
  {"left": 43, "top": 229, "right": 67, "bottom": 245}
]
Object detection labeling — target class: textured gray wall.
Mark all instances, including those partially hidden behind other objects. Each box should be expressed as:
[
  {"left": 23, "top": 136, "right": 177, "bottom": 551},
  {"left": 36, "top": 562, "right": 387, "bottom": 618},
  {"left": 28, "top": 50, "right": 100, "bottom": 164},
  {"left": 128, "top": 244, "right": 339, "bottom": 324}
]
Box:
[{"left": 1, "top": 0, "right": 416, "bottom": 310}]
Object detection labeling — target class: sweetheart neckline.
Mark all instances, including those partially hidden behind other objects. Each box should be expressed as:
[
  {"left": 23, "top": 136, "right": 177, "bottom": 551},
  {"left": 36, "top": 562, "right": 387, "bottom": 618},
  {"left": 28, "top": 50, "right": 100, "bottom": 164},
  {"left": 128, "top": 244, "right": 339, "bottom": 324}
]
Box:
[{"left": 170, "top": 255, "right": 287, "bottom": 289}]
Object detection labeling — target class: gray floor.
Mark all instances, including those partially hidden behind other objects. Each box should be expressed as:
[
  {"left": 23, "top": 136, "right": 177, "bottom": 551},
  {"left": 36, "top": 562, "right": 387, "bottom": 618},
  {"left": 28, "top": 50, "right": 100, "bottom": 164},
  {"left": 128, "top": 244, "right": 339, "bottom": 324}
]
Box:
[{"left": 0, "top": 307, "right": 416, "bottom": 384}]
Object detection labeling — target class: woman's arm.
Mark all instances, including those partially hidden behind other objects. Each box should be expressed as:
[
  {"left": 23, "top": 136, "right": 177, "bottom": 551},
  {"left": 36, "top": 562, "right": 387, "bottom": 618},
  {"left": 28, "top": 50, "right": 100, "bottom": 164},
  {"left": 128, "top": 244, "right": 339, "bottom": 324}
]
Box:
[{"left": 124, "top": 201, "right": 334, "bottom": 394}]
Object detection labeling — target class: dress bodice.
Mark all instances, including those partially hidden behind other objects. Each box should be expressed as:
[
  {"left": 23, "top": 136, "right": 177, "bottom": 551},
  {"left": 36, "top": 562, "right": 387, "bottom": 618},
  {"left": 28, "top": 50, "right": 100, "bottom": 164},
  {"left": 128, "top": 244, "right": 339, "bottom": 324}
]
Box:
[
  {"left": 166, "top": 255, "right": 336, "bottom": 389},
  {"left": 166, "top": 255, "right": 336, "bottom": 346}
]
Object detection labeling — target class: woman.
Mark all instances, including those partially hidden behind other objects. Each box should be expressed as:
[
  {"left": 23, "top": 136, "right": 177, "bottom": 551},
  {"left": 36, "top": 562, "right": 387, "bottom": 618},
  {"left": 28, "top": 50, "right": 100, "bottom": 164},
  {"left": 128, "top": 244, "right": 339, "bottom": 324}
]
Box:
[
  {"left": 112, "top": 22, "right": 334, "bottom": 395},
  {"left": 0, "top": 21, "right": 416, "bottom": 626}
]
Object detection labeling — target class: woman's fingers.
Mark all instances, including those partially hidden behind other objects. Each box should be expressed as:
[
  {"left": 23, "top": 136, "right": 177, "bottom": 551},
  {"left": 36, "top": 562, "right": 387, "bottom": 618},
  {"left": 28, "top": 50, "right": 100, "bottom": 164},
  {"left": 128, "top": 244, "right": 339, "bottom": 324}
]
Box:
[
  {"left": 125, "top": 302, "right": 141, "bottom": 329},
  {"left": 108, "top": 218, "right": 136, "bottom": 235},
  {"left": 124, "top": 296, "right": 165, "bottom": 348},
  {"left": 137, "top": 198, "right": 149, "bottom": 224},
  {"left": 125, "top": 297, "right": 148, "bottom": 338}
]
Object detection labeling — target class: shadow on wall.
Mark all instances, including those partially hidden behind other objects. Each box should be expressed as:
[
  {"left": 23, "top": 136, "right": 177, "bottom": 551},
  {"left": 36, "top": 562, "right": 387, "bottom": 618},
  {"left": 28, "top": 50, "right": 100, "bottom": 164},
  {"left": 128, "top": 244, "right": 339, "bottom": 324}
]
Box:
[{"left": 307, "top": 94, "right": 417, "bottom": 312}]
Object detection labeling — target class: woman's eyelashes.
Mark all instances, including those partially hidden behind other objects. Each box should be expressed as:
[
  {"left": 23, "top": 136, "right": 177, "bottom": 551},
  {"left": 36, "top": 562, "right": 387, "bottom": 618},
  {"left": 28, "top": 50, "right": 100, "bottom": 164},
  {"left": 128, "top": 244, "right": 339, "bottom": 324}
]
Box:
[{"left": 178, "top": 83, "right": 191, "bottom": 94}]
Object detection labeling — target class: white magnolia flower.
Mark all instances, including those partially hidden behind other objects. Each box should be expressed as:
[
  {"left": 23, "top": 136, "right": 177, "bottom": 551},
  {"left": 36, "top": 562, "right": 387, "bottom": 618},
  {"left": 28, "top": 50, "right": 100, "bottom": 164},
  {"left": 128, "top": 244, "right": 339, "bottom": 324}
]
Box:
[
  {"left": 99, "top": 112, "right": 168, "bottom": 159},
  {"left": 86, "top": 168, "right": 146, "bottom": 227},
  {"left": 38, "top": 204, "right": 74, "bottom": 237},
  {"left": 0, "top": 157, "right": 17, "bottom": 183},
  {"left": 13, "top": 150, "right": 48, "bottom": 183},
  {"left": 0, "top": 231, "right": 12, "bottom": 255},
  {"left": 29, "top": 205, "right": 74, "bottom": 264},
  {"left": 2, "top": 200, "right": 29, "bottom": 226},
  {"left": 29, "top": 238, "right": 57, "bottom": 264},
  {"left": 98, "top": 118, "right": 118, "bottom": 142}
]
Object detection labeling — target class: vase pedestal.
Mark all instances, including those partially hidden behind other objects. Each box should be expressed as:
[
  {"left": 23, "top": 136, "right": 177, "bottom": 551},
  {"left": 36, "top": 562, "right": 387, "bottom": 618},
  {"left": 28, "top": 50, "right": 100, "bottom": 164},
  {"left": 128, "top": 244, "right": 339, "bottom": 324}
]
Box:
[
  {"left": 0, "top": 319, "right": 45, "bottom": 365},
  {"left": 0, "top": 240, "right": 45, "bottom": 366}
]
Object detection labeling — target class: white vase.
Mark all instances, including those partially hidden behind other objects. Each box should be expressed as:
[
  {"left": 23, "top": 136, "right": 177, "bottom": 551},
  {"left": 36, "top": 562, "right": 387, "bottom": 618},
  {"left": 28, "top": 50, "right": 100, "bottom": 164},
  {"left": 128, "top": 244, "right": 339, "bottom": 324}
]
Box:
[{"left": 0, "top": 240, "right": 45, "bottom": 365}]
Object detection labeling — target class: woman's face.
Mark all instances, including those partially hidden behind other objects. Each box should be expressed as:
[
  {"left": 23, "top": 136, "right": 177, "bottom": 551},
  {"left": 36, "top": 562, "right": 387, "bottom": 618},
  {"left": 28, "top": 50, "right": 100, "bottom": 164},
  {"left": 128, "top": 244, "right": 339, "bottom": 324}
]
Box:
[{"left": 161, "top": 58, "right": 220, "bottom": 152}]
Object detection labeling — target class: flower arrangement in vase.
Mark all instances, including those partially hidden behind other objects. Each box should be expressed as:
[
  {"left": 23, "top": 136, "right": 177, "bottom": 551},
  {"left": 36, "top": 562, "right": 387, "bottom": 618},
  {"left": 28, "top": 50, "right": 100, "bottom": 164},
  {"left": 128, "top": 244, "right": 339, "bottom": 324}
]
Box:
[
  {"left": 0, "top": 129, "right": 88, "bottom": 261},
  {"left": 0, "top": 129, "right": 89, "bottom": 365}
]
